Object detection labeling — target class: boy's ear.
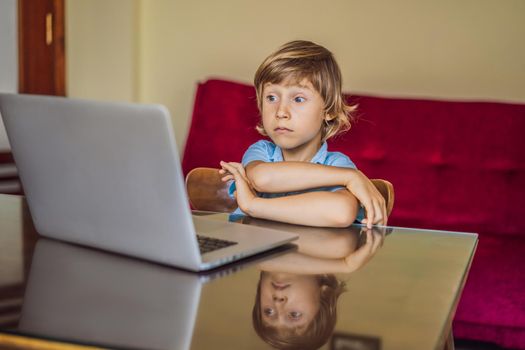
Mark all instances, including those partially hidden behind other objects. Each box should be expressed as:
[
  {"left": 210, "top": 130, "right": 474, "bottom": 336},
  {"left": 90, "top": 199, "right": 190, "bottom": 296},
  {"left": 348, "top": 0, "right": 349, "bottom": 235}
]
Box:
[{"left": 255, "top": 122, "right": 267, "bottom": 135}]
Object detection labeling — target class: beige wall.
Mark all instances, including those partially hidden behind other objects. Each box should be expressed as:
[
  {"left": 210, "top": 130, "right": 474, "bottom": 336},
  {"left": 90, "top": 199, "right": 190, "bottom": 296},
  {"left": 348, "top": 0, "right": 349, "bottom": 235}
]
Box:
[
  {"left": 66, "top": 0, "right": 139, "bottom": 102},
  {"left": 68, "top": 0, "right": 525, "bottom": 151}
]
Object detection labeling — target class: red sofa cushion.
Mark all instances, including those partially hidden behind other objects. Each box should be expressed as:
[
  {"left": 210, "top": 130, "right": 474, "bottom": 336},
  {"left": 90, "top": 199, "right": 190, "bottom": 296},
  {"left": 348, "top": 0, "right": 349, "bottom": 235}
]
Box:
[{"left": 453, "top": 234, "right": 525, "bottom": 349}]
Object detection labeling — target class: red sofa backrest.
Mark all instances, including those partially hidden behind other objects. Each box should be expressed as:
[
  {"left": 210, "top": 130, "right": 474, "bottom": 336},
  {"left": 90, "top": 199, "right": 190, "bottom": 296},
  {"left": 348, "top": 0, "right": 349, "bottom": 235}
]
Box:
[{"left": 182, "top": 79, "right": 525, "bottom": 236}]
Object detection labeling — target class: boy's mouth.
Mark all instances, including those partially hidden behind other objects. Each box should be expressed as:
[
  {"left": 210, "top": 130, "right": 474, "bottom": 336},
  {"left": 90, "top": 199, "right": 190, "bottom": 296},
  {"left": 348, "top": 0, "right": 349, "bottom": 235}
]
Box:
[
  {"left": 274, "top": 127, "right": 292, "bottom": 133},
  {"left": 272, "top": 282, "right": 291, "bottom": 290}
]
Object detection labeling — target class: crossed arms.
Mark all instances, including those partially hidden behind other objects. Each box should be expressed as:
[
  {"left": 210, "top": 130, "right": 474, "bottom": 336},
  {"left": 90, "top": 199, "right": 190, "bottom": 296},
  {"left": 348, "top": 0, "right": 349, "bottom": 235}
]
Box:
[{"left": 220, "top": 160, "right": 387, "bottom": 228}]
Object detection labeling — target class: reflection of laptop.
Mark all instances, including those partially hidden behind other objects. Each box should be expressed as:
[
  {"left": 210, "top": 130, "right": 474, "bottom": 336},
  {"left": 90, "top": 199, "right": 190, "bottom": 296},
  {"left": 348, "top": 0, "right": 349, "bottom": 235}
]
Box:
[
  {"left": 0, "top": 94, "right": 297, "bottom": 271},
  {"left": 19, "top": 239, "right": 230, "bottom": 349}
]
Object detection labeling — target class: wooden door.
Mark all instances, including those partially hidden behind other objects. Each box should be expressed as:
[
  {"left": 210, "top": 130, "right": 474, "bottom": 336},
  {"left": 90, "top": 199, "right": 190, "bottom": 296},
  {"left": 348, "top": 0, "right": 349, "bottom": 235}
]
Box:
[
  {"left": 18, "top": 0, "right": 66, "bottom": 96},
  {"left": 1, "top": 0, "right": 66, "bottom": 194}
]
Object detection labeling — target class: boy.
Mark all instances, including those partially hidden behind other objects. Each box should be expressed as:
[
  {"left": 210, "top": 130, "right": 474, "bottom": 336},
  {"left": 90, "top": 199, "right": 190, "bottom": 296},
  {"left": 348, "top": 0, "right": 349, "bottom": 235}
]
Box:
[{"left": 220, "top": 40, "right": 386, "bottom": 228}]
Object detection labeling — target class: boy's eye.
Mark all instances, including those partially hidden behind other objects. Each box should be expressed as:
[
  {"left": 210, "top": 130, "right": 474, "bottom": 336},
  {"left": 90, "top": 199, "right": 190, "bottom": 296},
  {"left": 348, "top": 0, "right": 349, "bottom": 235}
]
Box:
[
  {"left": 294, "top": 96, "right": 306, "bottom": 103},
  {"left": 264, "top": 308, "right": 275, "bottom": 316},
  {"left": 288, "top": 311, "right": 302, "bottom": 320},
  {"left": 266, "top": 95, "right": 277, "bottom": 102}
]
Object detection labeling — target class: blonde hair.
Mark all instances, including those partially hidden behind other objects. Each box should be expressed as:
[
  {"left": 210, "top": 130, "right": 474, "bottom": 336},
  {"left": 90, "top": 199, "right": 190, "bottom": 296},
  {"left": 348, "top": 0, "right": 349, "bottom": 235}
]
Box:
[{"left": 254, "top": 40, "right": 356, "bottom": 142}]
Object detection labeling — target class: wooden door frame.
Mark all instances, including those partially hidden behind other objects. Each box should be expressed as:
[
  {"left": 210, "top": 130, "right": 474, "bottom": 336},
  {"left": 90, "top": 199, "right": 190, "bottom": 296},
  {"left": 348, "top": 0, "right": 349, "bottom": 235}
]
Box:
[{"left": 18, "top": 0, "right": 66, "bottom": 96}]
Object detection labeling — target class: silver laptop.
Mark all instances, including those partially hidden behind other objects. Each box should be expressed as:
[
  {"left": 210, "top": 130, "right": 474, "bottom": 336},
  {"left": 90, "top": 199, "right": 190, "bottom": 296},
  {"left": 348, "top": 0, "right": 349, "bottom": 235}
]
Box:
[{"left": 0, "top": 93, "right": 297, "bottom": 271}]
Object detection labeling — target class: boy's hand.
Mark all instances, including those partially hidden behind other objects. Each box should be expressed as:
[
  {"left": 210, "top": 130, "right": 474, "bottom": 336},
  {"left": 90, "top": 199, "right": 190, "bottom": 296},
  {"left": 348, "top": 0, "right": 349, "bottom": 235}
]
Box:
[
  {"left": 219, "top": 161, "right": 257, "bottom": 214},
  {"left": 344, "top": 227, "right": 384, "bottom": 272},
  {"left": 346, "top": 169, "right": 387, "bottom": 228}
]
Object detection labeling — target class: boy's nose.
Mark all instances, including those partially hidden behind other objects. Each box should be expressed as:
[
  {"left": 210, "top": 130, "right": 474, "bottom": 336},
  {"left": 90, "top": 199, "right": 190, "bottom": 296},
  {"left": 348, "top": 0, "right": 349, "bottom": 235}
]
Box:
[
  {"left": 273, "top": 294, "right": 287, "bottom": 303},
  {"left": 276, "top": 103, "right": 290, "bottom": 119}
]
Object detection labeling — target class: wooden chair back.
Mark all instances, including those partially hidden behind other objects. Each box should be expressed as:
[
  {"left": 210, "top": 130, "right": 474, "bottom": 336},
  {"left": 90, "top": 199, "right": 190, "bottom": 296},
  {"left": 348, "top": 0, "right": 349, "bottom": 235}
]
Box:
[
  {"left": 371, "top": 179, "right": 395, "bottom": 217},
  {"left": 185, "top": 167, "right": 237, "bottom": 212}
]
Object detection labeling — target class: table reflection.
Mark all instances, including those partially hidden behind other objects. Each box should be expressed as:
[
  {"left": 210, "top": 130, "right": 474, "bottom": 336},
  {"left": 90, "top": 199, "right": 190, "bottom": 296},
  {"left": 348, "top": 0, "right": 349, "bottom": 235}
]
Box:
[
  {"left": 14, "top": 216, "right": 390, "bottom": 350},
  {"left": 237, "top": 219, "right": 389, "bottom": 350}
]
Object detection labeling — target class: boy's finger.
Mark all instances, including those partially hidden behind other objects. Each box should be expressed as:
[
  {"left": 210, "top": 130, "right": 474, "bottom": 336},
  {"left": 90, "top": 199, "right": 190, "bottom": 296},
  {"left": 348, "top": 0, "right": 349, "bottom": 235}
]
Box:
[
  {"left": 225, "top": 163, "right": 240, "bottom": 174},
  {"left": 230, "top": 162, "right": 247, "bottom": 177},
  {"left": 228, "top": 163, "right": 249, "bottom": 181},
  {"left": 372, "top": 231, "right": 383, "bottom": 251},
  {"left": 356, "top": 229, "right": 372, "bottom": 253},
  {"left": 366, "top": 229, "right": 374, "bottom": 245},
  {"left": 221, "top": 175, "right": 234, "bottom": 182},
  {"left": 373, "top": 201, "right": 383, "bottom": 225},
  {"left": 366, "top": 207, "right": 374, "bottom": 229},
  {"left": 362, "top": 201, "right": 374, "bottom": 229},
  {"left": 220, "top": 161, "right": 238, "bottom": 174},
  {"left": 375, "top": 200, "right": 386, "bottom": 226}
]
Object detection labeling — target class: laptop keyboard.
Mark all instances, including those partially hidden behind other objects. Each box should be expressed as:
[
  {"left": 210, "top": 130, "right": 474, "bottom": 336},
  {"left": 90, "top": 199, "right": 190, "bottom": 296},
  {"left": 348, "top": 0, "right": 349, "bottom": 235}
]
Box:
[{"left": 197, "top": 235, "right": 237, "bottom": 254}]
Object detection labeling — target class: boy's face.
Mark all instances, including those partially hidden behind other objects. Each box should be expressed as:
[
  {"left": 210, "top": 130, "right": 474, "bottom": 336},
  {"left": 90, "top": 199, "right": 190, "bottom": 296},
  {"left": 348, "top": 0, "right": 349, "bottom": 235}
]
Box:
[
  {"left": 260, "top": 272, "right": 321, "bottom": 332},
  {"left": 261, "top": 78, "right": 326, "bottom": 161}
]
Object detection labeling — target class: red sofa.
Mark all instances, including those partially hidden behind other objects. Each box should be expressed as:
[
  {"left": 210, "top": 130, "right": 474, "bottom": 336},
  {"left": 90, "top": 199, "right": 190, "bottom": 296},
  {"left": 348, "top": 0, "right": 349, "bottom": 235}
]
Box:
[{"left": 182, "top": 78, "right": 525, "bottom": 349}]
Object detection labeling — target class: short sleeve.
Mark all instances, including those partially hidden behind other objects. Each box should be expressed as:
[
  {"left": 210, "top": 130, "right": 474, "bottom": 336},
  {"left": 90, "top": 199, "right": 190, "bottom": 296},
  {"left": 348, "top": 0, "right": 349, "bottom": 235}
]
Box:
[
  {"left": 241, "top": 140, "right": 275, "bottom": 166},
  {"left": 325, "top": 152, "right": 357, "bottom": 169},
  {"left": 322, "top": 152, "right": 357, "bottom": 193}
]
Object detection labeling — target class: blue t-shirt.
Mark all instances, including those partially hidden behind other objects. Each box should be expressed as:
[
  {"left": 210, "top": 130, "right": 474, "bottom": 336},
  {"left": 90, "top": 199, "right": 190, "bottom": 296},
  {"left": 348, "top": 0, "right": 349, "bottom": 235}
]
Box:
[{"left": 229, "top": 140, "right": 364, "bottom": 222}]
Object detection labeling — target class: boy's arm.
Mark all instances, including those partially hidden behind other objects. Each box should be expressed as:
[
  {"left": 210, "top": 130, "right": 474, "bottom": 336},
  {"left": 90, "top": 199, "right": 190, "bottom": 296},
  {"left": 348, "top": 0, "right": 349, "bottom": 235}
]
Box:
[
  {"left": 221, "top": 160, "right": 387, "bottom": 227},
  {"left": 257, "top": 228, "right": 384, "bottom": 274},
  {"left": 220, "top": 162, "right": 358, "bottom": 227},
  {"left": 248, "top": 190, "right": 359, "bottom": 228},
  {"left": 257, "top": 251, "right": 356, "bottom": 274},
  {"left": 245, "top": 160, "right": 350, "bottom": 193}
]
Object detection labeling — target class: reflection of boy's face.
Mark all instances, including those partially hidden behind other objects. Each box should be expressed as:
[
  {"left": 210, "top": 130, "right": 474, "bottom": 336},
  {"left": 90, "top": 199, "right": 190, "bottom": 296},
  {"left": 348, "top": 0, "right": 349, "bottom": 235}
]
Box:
[{"left": 260, "top": 272, "right": 321, "bottom": 332}]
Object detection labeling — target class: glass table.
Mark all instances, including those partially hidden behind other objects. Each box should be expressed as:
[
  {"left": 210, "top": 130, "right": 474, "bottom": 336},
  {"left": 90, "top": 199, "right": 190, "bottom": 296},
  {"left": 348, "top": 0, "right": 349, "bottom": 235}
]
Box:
[{"left": 0, "top": 195, "right": 477, "bottom": 350}]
